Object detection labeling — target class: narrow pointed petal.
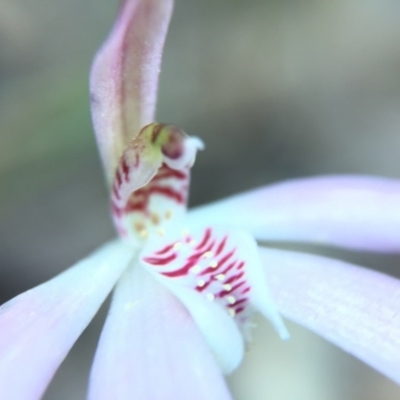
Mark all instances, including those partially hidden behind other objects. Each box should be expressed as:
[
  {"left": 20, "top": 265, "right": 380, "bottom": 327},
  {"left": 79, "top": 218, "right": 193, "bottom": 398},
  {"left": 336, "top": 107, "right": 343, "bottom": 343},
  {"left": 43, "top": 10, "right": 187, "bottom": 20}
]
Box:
[
  {"left": 0, "top": 240, "right": 132, "bottom": 400},
  {"left": 189, "top": 176, "right": 400, "bottom": 252},
  {"left": 260, "top": 247, "right": 400, "bottom": 384},
  {"left": 89, "top": 265, "right": 232, "bottom": 400},
  {"left": 90, "top": 0, "right": 174, "bottom": 183}
]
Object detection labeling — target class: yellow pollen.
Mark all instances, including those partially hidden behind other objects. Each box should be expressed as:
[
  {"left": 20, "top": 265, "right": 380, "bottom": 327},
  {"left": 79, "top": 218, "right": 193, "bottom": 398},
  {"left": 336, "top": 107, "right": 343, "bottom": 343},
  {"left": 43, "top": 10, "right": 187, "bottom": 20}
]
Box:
[
  {"left": 139, "top": 229, "right": 149, "bottom": 239},
  {"left": 216, "top": 274, "right": 225, "bottom": 281},
  {"left": 228, "top": 309, "right": 236, "bottom": 318},
  {"left": 182, "top": 229, "right": 189, "bottom": 236},
  {"left": 189, "top": 240, "right": 197, "bottom": 246},
  {"left": 209, "top": 260, "right": 218, "bottom": 268},
  {"left": 206, "top": 293, "right": 215, "bottom": 301},
  {"left": 223, "top": 283, "right": 232, "bottom": 291},
  {"left": 203, "top": 251, "right": 213, "bottom": 258},
  {"left": 150, "top": 213, "right": 160, "bottom": 225},
  {"left": 157, "top": 228, "right": 165, "bottom": 237},
  {"left": 227, "top": 295, "right": 236, "bottom": 305},
  {"left": 191, "top": 265, "right": 201, "bottom": 274},
  {"left": 173, "top": 242, "right": 182, "bottom": 250},
  {"left": 197, "top": 279, "right": 206, "bottom": 287},
  {"left": 134, "top": 221, "right": 146, "bottom": 233},
  {"left": 165, "top": 210, "right": 173, "bottom": 219}
]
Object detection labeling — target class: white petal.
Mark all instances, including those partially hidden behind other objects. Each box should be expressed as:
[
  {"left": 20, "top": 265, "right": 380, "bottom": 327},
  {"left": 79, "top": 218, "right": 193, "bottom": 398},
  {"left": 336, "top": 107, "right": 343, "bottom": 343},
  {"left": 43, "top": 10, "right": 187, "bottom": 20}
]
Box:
[
  {"left": 89, "top": 264, "right": 232, "bottom": 400},
  {"left": 0, "top": 240, "right": 132, "bottom": 400},
  {"left": 261, "top": 247, "right": 400, "bottom": 384},
  {"left": 188, "top": 176, "right": 400, "bottom": 252},
  {"left": 167, "top": 285, "right": 244, "bottom": 374}
]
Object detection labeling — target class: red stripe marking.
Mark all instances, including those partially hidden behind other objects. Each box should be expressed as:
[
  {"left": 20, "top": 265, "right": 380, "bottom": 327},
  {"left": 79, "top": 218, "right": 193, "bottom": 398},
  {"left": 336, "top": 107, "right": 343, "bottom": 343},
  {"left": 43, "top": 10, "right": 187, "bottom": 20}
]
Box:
[
  {"left": 155, "top": 243, "right": 175, "bottom": 255},
  {"left": 130, "top": 189, "right": 147, "bottom": 198},
  {"left": 112, "top": 185, "right": 120, "bottom": 200},
  {"left": 134, "top": 153, "right": 140, "bottom": 168},
  {"left": 152, "top": 168, "right": 187, "bottom": 181},
  {"left": 143, "top": 253, "right": 177, "bottom": 266},
  {"left": 125, "top": 202, "right": 146, "bottom": 212},
  {"left": 219, "top": 261, "right": 237, "bottom": 275},
  {"left": 200, "top": 266, "right": 219, "bottom": 276},
  {"left": 229, "top": 281, "right": 246, "bottom": 293},
  {"left": 188, "top": 242, "right": 214, "bottom": 261},
  {"left": 218, "top": 281, "right": 246, "bottom": 298},
  {"left": 215, "top": 237, "right": 227, "bottom": 256},
  {"left": 195, "top": 228, "right": 212, "bottom": 251},
  {"left": 217, "top": 250, "right": 235, "bottom": 268},
  {"left": 122, "top": 159, "right": 130, "bottom": 181},
  {"left": 123, "top": 184, "right": 184, "bottom": 214},
  {"left": 182, "top": 257, "right": 201, "bottom": 271},
  {"left": 237, "top": 261, "right": 245, "bottom": 270},
  {"left": 161, "top": 262, "right": 194, "bottom": 278},
  {"left": 231, "top": 298, "right": 247, "bottom": 307},
  {"left": 194, "top": 279, "right": 213, "bottom": 293},
  {"left": 225, "top": 271, "right": 245, "bottom": 285},
  {"left": 149, "top": 186, "right": 184, "bottom": 203},
  {"left": 116, "top": 170, "right": 122, "bottom": 186}
]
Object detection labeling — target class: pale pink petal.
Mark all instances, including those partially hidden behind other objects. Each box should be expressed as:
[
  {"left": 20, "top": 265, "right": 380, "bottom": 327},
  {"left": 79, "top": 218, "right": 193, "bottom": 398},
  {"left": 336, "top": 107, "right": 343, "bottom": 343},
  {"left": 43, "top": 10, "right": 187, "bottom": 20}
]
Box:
[
  {"left": 189, "top": 175, "right": 400, "bottom": 252},
  {"left": 88, "top": 265, "right": 232, "bottom": 400},
  {"left": 0, "top": 240, "right": 132, "bottom": 400},
  {"left": 90, "top": 0, "right": 173, "bottom": 183},
  {"left": 260, "top": 247, "right": 400, "bottom": 384}
]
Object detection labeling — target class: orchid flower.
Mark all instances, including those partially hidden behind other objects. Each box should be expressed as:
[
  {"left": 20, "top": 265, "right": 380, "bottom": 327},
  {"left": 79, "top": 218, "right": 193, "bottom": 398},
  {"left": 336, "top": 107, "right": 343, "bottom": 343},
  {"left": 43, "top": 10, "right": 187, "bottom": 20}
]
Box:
[{"left": 1, "top": 0, "right": 400, "bottom": 399}]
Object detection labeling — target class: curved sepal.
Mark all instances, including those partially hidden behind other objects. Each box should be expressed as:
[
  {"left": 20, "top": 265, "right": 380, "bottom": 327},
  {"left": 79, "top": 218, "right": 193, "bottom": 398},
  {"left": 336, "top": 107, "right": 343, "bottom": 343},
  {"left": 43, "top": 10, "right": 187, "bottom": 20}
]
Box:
[{"left": 90, "top": 0, "right": 174, "bottom": 183}]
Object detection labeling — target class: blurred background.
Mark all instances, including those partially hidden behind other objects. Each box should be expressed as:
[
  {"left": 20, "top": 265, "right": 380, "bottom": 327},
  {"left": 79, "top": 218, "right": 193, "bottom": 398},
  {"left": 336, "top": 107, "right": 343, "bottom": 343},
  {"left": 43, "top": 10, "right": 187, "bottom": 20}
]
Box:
[{"left": 1, "top": 0, "right": 400, "bottom": 398}]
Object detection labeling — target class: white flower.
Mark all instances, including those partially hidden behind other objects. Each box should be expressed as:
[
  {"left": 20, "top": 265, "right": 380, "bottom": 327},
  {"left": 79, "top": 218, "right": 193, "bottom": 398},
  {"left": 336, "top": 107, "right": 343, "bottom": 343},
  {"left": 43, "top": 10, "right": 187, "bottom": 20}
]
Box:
[{"left": 1, "top": 1, "right": 400, "bottom": 399}]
